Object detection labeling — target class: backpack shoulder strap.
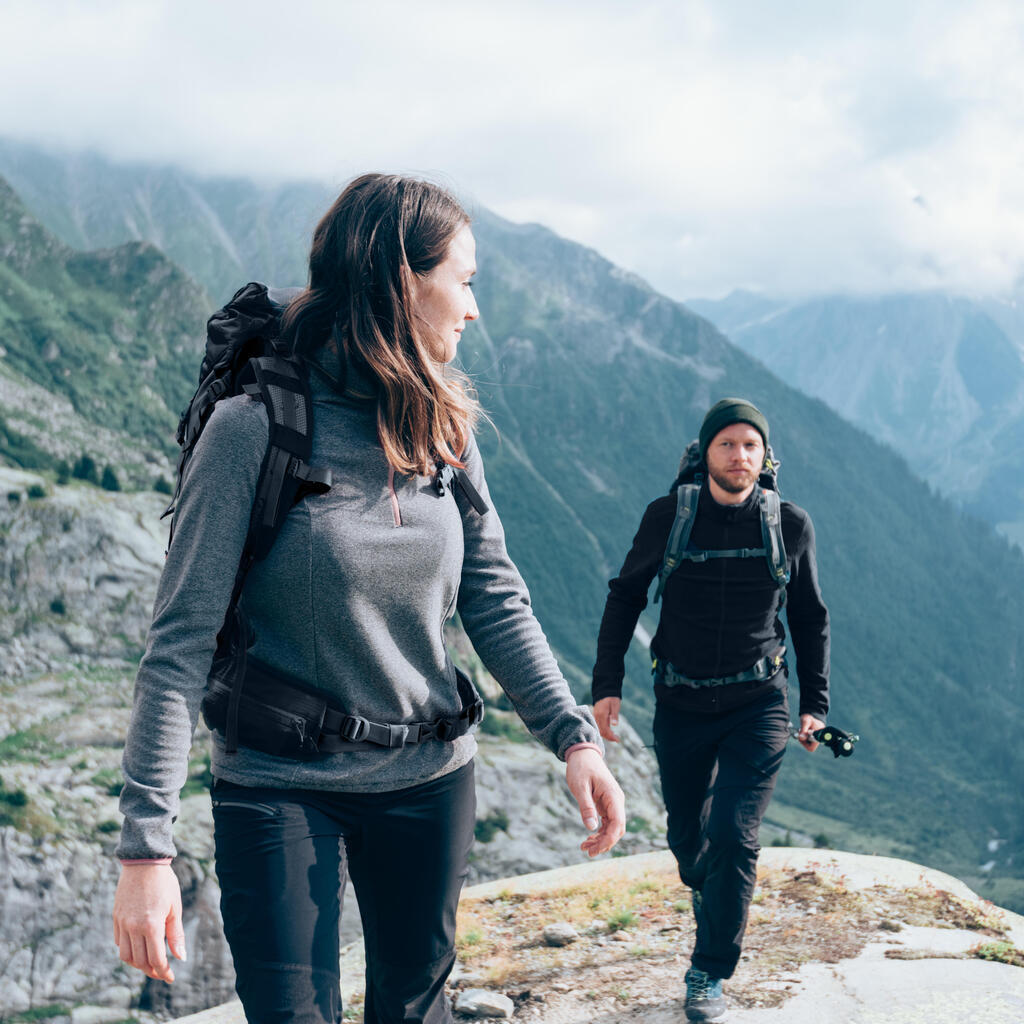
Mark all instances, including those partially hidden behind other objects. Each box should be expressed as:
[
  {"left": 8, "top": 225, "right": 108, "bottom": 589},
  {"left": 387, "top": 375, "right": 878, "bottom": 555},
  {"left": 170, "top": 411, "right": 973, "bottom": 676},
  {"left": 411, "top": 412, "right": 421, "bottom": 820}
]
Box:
[
  {"left": 243, "top": 353, "right": 331, "bottom": 560},
  {"left": 654, "top": 482, "right": 700, "bottom": 603},
  {"left": 758, "top": 487, "right": 789, "bottom": 594},
  {"left": 219, "top": 352, "right": 332, "bottom": 753}
]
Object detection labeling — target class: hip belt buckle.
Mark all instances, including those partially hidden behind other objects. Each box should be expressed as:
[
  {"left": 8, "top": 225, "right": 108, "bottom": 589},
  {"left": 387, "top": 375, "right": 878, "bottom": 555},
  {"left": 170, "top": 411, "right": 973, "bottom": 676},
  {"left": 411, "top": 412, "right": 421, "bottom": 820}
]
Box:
[{"left": 340, "top": 716, "right": 370, "bottom": 743}]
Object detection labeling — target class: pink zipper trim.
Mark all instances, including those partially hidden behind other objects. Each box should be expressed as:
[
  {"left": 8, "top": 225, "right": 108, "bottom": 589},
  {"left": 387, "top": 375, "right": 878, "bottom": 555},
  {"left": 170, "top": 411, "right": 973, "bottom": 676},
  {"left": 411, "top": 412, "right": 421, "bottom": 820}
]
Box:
[{"left": 387, "top": 466, "right": 402, "bottom": 527}]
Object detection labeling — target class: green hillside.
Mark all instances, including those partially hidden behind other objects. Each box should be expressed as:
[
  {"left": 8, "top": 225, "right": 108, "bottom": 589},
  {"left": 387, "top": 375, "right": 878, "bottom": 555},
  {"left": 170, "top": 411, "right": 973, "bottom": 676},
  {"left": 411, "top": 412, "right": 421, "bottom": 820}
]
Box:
[
  {"left": 0, "top": 150, "right": 1020, "bottom": 906},
  {"left": 0, "top": 176, "right": 209, "bottom": 468}
]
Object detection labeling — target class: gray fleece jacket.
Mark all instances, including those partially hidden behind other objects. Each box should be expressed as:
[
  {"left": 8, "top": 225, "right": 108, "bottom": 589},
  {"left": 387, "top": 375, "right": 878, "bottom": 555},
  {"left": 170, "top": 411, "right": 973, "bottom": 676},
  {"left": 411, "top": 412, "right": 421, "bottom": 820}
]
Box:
[{"left": 117, "top": 363, "right": 601, "bottom": 861}]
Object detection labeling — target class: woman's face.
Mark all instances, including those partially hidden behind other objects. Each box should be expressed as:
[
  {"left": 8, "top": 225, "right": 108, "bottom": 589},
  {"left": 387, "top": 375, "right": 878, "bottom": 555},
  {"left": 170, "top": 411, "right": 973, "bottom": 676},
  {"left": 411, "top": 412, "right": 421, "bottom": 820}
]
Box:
[{"left": 410, "top": 224, "right": 478, "bottom": 363}]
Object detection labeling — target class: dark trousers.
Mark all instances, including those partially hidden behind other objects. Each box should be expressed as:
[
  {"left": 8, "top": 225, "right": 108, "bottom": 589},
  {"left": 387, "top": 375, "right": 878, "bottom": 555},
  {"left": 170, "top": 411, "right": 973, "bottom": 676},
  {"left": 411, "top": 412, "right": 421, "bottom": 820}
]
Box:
[
  {"left": 653, "top": 687, "right": 789, "bottom": 979},
  {"left": 211, "top": 761, "right": 476, "bottom": 1024}
]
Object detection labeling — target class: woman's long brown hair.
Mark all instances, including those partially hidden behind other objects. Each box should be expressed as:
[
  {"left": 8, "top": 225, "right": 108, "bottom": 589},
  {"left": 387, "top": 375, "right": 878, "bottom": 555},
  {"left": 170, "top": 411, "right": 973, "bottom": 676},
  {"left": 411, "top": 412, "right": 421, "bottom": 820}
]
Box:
[{"left": 280, "top": 173, "right": 480, "bottom": 474}]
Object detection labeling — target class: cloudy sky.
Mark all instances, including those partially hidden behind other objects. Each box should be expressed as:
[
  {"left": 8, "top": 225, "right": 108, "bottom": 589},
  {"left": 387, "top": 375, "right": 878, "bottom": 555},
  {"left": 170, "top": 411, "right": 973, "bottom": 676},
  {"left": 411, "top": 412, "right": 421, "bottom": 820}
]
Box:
[{"left": 2, "top": 0, "right": 1022, "bottom": 300}]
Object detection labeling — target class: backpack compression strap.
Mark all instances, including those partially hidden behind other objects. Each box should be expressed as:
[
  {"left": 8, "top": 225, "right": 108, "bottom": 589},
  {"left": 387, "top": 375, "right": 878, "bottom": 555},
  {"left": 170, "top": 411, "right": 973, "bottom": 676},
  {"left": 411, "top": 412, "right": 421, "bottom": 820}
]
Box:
[{"left": 654, "top": 483, "right": 789, "bottom": 604}]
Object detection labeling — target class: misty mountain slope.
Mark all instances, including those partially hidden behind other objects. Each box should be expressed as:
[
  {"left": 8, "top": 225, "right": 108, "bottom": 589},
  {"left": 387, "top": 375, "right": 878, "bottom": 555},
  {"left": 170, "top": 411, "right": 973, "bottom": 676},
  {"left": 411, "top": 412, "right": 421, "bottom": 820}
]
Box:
[
  {"left": 0, "top": 176, "right": 209, "bottom": 461},
  {"left": 1, "top": 155, "right": 1022, "bottom": 901},
  {"left": 0, "top": 137, "right": 332, "bottom": 302},
  {"left": 689, "top": 290, "right": 1024, "bottom": 546}
]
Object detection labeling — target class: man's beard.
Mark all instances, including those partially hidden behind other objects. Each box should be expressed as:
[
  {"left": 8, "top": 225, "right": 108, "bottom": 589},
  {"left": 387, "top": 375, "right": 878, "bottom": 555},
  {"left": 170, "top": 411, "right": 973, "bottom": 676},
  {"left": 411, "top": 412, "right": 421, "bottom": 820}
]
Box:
[{"left": 709, "top": 466, "right": 759, "bottom": 494}]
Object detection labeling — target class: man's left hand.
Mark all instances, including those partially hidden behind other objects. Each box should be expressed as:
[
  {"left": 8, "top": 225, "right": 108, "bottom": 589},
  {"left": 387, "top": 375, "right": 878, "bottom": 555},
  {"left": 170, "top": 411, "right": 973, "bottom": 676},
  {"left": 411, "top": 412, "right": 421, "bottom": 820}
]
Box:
[
  {"left": 565, "top": 748, "right": 626, "bottom": 857},
  {"left": 797, "top": 714, "right": 826, "bottom": 752}
]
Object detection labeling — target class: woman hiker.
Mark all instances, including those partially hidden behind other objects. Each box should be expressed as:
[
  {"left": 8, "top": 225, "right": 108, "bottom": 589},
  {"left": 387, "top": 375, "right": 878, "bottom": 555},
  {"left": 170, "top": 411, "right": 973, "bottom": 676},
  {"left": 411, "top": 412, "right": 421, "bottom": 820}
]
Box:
[{"left": 112, "top": 173, "right": 625, "bottom": 1024}]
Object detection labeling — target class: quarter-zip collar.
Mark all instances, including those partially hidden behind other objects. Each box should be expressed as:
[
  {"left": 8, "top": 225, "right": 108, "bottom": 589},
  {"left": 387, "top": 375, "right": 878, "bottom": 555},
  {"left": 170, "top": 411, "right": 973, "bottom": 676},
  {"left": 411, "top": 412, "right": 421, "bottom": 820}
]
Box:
[
  {"left": 308, "top": 354, "right": 379, "bottom": 409},
  {"left": 698, "top": 479, "right": 761, "bottom": 523}
]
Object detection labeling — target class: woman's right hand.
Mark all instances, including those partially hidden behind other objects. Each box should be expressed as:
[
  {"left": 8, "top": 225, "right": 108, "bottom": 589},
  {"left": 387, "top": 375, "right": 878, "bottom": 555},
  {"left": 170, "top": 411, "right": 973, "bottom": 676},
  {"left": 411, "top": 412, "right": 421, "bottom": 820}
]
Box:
[{"left": 112, "top": 863, "right": 186, "bottom": 983}]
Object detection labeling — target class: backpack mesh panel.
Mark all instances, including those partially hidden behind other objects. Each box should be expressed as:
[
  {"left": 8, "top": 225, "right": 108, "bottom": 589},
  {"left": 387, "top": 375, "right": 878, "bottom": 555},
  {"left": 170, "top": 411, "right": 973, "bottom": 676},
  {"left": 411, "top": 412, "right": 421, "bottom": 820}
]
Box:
[{"left": 265, "top": 384, "right": 307, "bottom": 434}]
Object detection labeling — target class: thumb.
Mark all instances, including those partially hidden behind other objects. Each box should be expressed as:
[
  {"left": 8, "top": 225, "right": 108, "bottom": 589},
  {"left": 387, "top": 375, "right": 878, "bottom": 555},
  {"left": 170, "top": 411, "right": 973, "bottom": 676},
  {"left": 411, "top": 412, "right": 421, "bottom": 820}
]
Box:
[
  {"left": 166, "top": 901, "right": 187, "bottom": 962},
  {"left": 576, "top": 779, "right": 599, "bottom": 831}
]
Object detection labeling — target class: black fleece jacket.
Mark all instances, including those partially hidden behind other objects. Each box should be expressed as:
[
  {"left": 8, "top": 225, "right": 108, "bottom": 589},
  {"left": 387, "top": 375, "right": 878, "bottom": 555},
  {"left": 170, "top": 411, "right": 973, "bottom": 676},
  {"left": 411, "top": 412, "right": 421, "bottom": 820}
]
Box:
[{"left": 592, "top": 482, "right": 830, "bottom": 718}]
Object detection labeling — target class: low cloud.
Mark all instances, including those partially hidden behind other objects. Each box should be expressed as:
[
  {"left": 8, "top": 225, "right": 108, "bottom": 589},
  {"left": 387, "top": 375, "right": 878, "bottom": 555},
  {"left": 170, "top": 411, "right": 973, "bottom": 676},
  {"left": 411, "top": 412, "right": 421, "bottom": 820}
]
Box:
[{"left": 1, "top": 0, "right": 1022, "bottom": 299}]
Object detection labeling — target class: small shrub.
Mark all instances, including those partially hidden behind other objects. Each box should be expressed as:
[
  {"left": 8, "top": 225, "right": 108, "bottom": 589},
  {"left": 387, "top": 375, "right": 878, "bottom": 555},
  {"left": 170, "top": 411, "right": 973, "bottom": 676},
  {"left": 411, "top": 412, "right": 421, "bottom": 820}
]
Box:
[
  {"left": 101, "top": 466, "right": 121, "bottom": 492},
  {"left": 49, "top": 597, "right": 66, "bottom": 616},
  {"left": 606, "top": 907, "right": 638, "bottom": 930},
  {"left": 0, "top": 787, "right": 29, "bottom": 807},
  {"left": 72, "top": 454, "right": 99, "bottom": 485},
  {"left": 972, "top": 940, "right": 1024, "bottom": 967},
  {"left": 27, "top": 484, "right": 47, "bottom": 500},
  {"left": 0, "top": 785, "right": 30, "bottom": 828},
  {"left": 7, "top": 490, "right": 20, "bottom": 505},
  {"left": 153, "top": 475, "right": 174, "bottom": 495},
  {"left": 474, "top": 809, "right": 510, "bottom": 843},
  {"left": 96, "top": 819, "right": 121, "bottom": 834},
  {"left": 91, "top": 767, "right": 123, "bottom": 795},
  {"left": 56, "top": 460, "right": 71, "bottom": 485},
  {"left": 813, "top": 832, "right": 831, "bottom": 849}
]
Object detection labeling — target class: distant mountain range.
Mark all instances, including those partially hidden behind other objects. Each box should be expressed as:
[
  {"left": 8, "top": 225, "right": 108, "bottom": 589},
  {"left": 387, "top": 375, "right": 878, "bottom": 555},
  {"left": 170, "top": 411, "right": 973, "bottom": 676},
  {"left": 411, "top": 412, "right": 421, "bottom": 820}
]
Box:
[
  {"left": 688, "top": 289, "right": 1024, "bottom": 548},
  {"left": 1, "top": 138, "right": 1022, "bottom": 914}
]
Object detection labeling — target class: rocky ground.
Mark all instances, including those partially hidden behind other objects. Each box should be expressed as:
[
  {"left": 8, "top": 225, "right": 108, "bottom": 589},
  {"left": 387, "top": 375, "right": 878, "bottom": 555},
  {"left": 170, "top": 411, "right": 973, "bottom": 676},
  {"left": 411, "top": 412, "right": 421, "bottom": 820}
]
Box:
[{"left": 170, "top": 849, "right": 1024, "bottom": 1024}]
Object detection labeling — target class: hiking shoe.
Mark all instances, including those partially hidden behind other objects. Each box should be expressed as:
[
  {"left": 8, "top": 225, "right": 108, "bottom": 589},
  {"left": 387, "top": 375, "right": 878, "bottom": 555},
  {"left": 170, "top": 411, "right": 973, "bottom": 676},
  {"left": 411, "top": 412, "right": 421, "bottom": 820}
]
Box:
[{"left": 684, "top": 966, "right": 726, "bottom": 1022}]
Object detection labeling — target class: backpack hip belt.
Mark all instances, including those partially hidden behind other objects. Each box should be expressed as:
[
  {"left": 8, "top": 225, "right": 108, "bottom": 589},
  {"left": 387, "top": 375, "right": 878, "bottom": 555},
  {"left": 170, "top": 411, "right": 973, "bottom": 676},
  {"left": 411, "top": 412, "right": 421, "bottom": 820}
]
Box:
[
  {"left": 203, "top": 652, "right": 484, "bottom": 759},
  {"left": 653, "top": 647, "right": 787, "bottom": 689}
]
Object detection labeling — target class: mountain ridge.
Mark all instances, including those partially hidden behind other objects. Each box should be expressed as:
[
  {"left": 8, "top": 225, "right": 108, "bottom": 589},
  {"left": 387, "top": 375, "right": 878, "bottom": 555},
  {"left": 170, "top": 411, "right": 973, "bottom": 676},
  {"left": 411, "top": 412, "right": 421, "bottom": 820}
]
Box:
[{"left": 0, "top": 150, "right": 1021, "bottom": 911}]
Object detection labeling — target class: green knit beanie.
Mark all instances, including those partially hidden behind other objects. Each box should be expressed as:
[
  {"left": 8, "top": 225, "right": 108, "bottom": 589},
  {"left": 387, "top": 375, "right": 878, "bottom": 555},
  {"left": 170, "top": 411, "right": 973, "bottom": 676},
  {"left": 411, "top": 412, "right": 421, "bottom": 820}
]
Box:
[{"left": 698, "top": 398, "right": 770, "bottom": 461}]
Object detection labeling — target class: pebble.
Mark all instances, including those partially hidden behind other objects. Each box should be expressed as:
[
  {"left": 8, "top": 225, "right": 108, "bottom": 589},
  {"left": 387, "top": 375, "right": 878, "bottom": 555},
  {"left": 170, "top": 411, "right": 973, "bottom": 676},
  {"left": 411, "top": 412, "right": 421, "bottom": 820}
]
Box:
[
  {"left": 543, "top": 922, "right": 579, "bottom": 947},
  {"left": 455, "top": 988, "right": 515, "bottom": 1018}
]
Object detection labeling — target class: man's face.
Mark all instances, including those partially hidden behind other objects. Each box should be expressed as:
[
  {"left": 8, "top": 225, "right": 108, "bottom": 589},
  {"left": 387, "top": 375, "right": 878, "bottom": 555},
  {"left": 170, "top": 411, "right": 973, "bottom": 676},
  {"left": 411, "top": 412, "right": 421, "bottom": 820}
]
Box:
[{"left": 705, "top": 422, "right": 765, "bottom": 497}]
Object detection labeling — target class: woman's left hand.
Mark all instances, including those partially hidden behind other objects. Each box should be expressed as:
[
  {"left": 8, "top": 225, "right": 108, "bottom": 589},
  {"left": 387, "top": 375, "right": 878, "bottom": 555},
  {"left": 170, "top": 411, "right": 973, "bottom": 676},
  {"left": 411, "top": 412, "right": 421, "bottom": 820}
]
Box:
[{"left": 565, "top": 748, "right": 626, "bottom": 857}]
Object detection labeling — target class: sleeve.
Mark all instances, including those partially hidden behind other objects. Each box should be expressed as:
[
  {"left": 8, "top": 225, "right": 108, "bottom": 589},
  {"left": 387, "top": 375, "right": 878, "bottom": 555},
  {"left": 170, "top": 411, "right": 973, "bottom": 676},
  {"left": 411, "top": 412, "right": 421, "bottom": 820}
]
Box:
[
  {"left": 116, "top": 398, "right": 269, "bottom": 860},
  {"left": 454, "top": 432, "right": 603, "bottom": 760},
  {"left": 591, "top": 498, "right": 671, "bottom": 703},
  {"left": 785, "top": 512, "right": 831, "bottom": 720}
]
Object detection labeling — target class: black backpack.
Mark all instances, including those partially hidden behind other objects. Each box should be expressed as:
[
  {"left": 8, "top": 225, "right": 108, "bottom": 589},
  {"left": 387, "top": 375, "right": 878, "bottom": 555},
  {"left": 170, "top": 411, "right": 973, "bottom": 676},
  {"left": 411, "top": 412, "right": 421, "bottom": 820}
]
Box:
[
  {"left": 653, "top": 440, "right": 789, "bottom": 605},
  {"left": 165, "top": 281, "right": 334, "bottom": 607},
  {"left": 165, "top": 282, "right": 488, "bottom": 756}
]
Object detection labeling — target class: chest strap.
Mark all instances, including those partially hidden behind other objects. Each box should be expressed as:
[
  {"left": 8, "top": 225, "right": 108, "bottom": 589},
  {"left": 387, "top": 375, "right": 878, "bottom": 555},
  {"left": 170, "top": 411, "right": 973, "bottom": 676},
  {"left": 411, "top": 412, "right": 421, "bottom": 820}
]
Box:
[{"left": 653, "top": 647, "right": 787, "bottom": 689}]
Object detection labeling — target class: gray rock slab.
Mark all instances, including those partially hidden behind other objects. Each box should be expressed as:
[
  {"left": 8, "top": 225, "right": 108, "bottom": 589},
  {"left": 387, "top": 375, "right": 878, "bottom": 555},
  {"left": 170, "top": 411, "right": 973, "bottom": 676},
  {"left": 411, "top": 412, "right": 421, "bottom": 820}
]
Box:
[{"left": 725, "top": 944, "right": 1024, "bottom": 1024}]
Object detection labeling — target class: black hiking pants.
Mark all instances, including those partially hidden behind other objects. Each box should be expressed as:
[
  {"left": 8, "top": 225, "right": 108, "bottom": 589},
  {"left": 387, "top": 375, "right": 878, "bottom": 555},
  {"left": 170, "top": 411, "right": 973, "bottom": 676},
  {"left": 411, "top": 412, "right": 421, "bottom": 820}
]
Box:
[
  {"left": 211, "top": 760, "right": 476, "bottom": 1024},
  {"left": 653, "top": 686, "right": 789, "bottom": 979}
]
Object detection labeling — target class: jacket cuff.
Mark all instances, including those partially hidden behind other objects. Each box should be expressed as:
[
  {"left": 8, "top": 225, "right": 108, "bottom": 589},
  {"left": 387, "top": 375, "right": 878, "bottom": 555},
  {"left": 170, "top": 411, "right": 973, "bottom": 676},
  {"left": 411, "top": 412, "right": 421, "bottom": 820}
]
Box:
[
  {"left": 565, "top": 742, "right": 604, "bottom": 760},
  {"left": 590, "top": 678, "right": 623, "bottom": 704}
]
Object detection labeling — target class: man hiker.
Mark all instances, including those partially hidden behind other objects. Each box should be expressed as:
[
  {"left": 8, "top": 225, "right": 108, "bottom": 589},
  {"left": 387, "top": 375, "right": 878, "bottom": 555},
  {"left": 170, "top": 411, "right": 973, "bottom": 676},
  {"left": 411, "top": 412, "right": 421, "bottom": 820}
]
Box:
[{"left": 591, "top": 398, "right": 830, "bottom": 1022}]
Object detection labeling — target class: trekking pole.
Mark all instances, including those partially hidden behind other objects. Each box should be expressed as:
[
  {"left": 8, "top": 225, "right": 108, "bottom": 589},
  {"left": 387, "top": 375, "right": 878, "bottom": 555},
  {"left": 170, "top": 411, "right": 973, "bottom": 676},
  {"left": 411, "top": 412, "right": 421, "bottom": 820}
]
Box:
[{"left": 790, "top": 724, "right": 859, "bottom": 758}]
